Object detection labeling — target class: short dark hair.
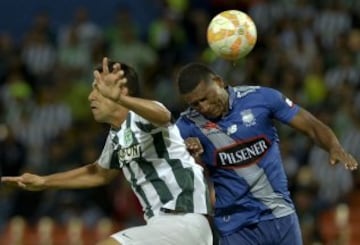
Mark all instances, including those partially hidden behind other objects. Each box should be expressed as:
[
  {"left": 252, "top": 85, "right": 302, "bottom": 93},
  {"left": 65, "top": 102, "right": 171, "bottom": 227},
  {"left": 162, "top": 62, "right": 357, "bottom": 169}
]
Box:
[
  {"left": 176, "top": 63, "right": 217, "bottom": 94},
  {"left": 95, "top": 60, "right": 141, "bottom": 97}
]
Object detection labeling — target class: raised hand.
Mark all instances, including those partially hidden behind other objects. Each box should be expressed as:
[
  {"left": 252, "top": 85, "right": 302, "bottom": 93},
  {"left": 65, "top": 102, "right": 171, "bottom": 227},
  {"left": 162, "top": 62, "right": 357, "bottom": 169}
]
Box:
[
  {"left": 1, "top": 173, "right": 46, "bottom": 191},
  {"left": 329, "top": 147, "right": 358, "bottom": 171},
  {"left": 93, "top": 57, "right": 127, "bottom": 101}
]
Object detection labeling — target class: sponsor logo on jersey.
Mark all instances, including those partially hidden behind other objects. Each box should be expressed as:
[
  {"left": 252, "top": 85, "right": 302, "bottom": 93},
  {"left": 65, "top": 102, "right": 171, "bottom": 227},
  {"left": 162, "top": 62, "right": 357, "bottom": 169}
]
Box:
[
  {"left": 117, "top": 144, "right": 141, "bottom": 162},
  {"left": 227, "top": 124, "right": 237, "bottom": 135},
  {"left": 234, "top": 86, "right": 259, "bottom": 98},
  {"left": 216, "top": 137, "right": 270, "bottom": 168},
  {"left": 282, "top": 95, "right": 294, "bottom": 107},
  {"left": 285, "top": 98, "right": 294, "bottom": 107},
  {"left": 241, "top": 109, "right": 256, "bottom": 127},
  {"left": 121, "top": 233, "right": 133, "bottom": 240}
]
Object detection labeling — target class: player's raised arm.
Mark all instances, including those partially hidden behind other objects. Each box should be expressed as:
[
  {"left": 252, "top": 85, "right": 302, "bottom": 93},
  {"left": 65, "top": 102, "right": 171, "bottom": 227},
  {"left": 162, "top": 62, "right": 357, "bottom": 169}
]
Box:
[
  {"left": 289, "top": 108, "right": 358, "bottom": 170},
  {"left": 93, "top": 57, "right": 171, "bottom": 127},
  {"left": 1, "top": 163, "right": 119, "bottom": 191}
]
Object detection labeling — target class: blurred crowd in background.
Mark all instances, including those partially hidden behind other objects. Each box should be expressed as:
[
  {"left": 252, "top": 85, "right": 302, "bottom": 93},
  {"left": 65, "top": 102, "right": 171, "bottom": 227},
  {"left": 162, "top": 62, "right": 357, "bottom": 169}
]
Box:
[{"left": 0, "top": 0, "right": 359, "bottom": 244}]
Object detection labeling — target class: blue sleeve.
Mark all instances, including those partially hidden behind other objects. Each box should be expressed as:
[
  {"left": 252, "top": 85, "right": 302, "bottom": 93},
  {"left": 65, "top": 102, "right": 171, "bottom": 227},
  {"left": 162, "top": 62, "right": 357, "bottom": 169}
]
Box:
[
  {"left": 261, "top": 87, "right": 300, "bottom": 124},
  {"left": 175, "top": 116, "right": 196, "bottom": 139}
]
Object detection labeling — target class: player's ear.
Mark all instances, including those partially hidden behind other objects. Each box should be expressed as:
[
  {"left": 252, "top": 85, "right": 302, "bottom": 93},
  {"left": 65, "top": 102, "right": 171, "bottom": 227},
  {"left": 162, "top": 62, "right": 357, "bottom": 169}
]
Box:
[
  {"left": 214, "top": 76, "right": 225, "bottom": 88},
  {"left": 121, "top": 86, "right": 129, "bottom": 96}
]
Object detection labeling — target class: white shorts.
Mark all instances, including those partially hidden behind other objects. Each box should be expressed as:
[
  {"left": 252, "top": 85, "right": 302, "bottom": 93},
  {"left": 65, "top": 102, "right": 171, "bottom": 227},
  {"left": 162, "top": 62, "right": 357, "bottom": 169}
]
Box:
[{"left": 111, "top": 212, "right": 212, "bottom": 245}]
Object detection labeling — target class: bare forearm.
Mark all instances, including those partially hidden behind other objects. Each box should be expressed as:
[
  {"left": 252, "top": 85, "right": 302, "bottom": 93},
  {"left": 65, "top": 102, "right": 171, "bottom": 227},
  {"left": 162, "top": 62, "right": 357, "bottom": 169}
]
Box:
[
  {"left": 309, "top": 122, "right": 340, "bottom": 152},
  {"left": 118, "top": 96, "right": 171, "bottom": 126},
  {"left": 291, "top": 109, "right": 341, "bottom": 152},
  {"left": 44, "top": 163, "right": 116, "bottom": 189},
  {"left": 290, "top": 109, "right": 358, "bottom": 170}
]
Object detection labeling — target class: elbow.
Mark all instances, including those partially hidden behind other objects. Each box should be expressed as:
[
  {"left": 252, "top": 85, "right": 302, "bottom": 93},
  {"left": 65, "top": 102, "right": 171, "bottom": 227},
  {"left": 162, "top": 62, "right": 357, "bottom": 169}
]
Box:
[
  {"left": 90, "top": 163, "right": 113, "bottom": 186},
  {"left": 162, "top": 108, "right": 172, "bottom": 125},
  {"left": 155, "top": 108, "right": 172, "bottom": 127}
]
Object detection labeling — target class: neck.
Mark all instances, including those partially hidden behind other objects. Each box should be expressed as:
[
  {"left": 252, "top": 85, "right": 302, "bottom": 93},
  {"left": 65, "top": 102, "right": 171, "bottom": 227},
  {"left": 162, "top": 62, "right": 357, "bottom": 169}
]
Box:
[
  {"left": 110, "top": 108, "right": 129, "bottom": 129},
  {"left": 221, "top": 89, "right": 230, "bottom": 117}
]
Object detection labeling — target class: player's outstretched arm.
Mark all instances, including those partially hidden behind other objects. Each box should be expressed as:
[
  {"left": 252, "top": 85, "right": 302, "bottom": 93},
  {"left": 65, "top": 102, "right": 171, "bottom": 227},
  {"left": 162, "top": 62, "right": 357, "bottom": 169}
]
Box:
[
  {"left": 1, "top": 163, "right": 119, "bottom": 191},
  {"left": 289, "top": 108, "right": 358, "bottom": 170},
  {"left": 1, "top": 173, "right": 45, "bottom": 191}
]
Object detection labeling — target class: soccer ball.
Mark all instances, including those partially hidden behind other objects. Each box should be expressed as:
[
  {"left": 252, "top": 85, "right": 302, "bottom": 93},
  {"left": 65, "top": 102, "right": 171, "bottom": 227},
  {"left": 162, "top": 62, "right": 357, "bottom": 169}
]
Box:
[{"left": 207, "top": 10, "right": 257, "bottom": 60}]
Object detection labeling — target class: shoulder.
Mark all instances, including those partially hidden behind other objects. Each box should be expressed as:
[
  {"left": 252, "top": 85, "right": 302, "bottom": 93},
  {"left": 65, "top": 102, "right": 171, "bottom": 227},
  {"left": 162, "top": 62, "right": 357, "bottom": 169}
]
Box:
[
  {"left": 152, "top": 100, "right": 167, "bottom": 109},
  {"left": 176, "top": 108, "right": 199, "bottom": 127},
  {"left": 178, "top": 107, "right": 199, "bottom": 120},
  {"left": 128, "top": 111, "right": 154, "bottom": 132},
  {"left": 231, "top": 86, "right": 289, "bottom": 110},
  {"left": 233, "top": 85, "right": 278, "bottom": 93},
  {"left": 231, "top": 85, "right": 279, "bottom": 99}
]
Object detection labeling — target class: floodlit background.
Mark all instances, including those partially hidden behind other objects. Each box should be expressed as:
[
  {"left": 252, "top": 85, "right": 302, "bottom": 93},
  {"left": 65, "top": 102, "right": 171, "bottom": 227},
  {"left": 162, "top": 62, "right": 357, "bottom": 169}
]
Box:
[{"left": 0, "top": 0, "right": 359, "bottom": 244}]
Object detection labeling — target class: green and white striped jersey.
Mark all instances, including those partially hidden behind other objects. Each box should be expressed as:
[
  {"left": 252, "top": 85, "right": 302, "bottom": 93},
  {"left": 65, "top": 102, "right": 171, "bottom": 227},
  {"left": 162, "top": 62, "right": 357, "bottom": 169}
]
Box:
[{"left": 97, "top": 110, "right": 211, "bottom": 220}]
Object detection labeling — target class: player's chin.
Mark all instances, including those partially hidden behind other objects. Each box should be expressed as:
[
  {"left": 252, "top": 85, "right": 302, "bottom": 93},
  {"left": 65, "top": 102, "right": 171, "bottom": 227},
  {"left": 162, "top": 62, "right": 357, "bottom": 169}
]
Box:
[
  {"left": 208, "top": 108, "right": 223, "bottom": 118},
  {"left": 205, "top": 112, "right": 222, "bottom": 119},
  {"left": 91, "top": 113, "right": 103, "bottom": 123}
]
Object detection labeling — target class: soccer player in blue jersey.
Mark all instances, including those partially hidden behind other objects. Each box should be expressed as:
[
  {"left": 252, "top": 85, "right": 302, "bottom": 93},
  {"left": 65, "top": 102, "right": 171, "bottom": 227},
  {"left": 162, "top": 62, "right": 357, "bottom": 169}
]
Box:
[{"left": 175, "top": 63, "right": 358, "bottom": 245}]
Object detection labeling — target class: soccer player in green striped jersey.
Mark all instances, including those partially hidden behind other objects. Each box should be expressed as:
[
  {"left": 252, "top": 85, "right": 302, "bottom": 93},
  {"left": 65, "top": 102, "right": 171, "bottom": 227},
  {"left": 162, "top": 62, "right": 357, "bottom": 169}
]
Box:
[{"left": 1, "top": 57, "right": 213, "bottom": 245}]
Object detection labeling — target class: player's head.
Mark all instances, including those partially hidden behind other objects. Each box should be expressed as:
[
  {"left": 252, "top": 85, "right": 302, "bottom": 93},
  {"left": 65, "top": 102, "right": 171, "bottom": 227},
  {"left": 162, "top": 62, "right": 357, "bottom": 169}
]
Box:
[
  {"left": 176, "top": 63, "right": 228, "bottom": 119},
  {"left": 94, "top": 60, "right": 141, "bottom": 97},
  {"left": 89, "top": 60, "right": 141, "bottom": 125}
]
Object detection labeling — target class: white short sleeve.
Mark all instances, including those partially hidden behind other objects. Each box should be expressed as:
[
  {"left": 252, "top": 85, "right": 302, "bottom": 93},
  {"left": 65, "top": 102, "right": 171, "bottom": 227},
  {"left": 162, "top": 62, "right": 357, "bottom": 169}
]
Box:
[{"left": 97, "top": 134, "right": 115, "bottom": 169}]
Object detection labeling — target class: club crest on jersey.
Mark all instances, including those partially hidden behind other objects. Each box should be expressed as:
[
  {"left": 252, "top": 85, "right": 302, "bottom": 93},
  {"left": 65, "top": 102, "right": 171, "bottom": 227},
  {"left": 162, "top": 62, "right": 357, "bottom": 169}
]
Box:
[
  {"left": 216, "top": 137, "right": 270, "bottom": 168},
  {"left": 124, "top": 128, "right": 134, "bottom": 147},
  {"left": 241, "top": 109, "right": 256, "bottom": 127}
]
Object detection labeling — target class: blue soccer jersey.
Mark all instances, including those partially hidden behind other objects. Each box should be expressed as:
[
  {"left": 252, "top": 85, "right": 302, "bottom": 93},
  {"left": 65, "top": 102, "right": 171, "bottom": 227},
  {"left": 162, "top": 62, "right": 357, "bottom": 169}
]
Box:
[{"left": 176, "top": 86, "right": 301, "bottom": 236}]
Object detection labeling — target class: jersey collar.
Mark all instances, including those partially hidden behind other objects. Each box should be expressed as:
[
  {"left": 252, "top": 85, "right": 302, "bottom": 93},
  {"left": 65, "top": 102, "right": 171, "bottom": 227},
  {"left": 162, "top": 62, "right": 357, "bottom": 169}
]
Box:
[{"left": 227, "top": 86, "right": 235, "bottom": 111}]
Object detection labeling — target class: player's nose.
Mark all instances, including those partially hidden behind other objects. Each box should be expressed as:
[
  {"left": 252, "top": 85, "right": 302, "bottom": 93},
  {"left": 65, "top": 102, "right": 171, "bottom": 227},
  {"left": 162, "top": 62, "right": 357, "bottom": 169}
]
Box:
[
  {"left": 198, "top": 101, "right": 210, "bottom": 114},
  {"left": 88, "top": 89, "right": 96, "bottom": 101}
]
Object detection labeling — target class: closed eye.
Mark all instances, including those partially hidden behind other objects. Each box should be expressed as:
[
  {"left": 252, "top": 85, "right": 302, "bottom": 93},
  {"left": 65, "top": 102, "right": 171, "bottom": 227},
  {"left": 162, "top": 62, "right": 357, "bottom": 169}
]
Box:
[{"left": 191, "top": 98, "right": 207, "bottom": 108}]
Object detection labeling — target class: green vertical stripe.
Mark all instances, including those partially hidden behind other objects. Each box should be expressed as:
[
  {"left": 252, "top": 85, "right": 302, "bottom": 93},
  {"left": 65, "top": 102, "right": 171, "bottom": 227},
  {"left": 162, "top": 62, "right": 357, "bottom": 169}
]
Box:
[
  {"left": 126, "top": 113, "right": 132, "bottom": 128},
  {"left": 132, "top": 118, "right": 199, "bottom": 213},
  {"left": 129, "top": 116, "right": 173, "bottom": 212},
  {"left": 110, "top": 152, "right": 120, "bottom": 169},
  {"left": 204, "top": 175, "right": 212, "bottom": 213},
  {"left": 124, "top": 113, "right": 157, "bottom": 217},
  {"left": 125, "top": 164, "right": 154, "bottom": 218},
  {"left": 152, "top": 131, "right": 195, "bottom": 212},
  {"left": 133, "top": 131, "right": 173, "bottom": 203},
  {"left": 137, "top": 158, "right": 174, "bottom": 204},
  {"left": 135, "top": 121, "right": 157, "bottom": 132}
]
